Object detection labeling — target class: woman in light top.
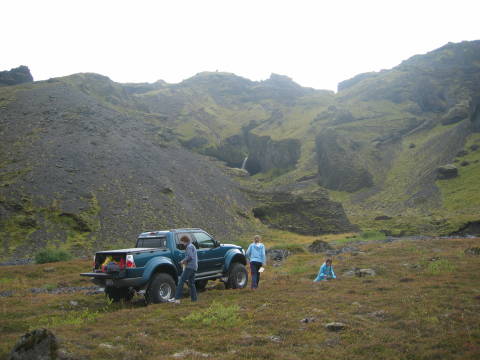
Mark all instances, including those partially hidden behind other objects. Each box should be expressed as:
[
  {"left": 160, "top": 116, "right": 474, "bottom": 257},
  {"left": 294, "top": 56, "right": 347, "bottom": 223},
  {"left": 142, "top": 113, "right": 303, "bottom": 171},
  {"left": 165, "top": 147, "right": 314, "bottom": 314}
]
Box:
[
  {"left": 245, "top": 235, "right": 266, "bottom": 289},
  {"left": 314, "top": 258, "right": 336, "bottom": 282}
]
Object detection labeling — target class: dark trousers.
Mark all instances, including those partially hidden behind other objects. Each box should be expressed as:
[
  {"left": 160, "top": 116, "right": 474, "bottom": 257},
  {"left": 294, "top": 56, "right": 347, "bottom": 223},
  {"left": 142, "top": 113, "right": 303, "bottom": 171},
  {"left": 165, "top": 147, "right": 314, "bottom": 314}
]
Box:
[
  {"left": 175, "top": 267, "right": 197, "bottom": 301},
  {"left": 250, "top": 261, "right": 262, "bottom": 289}
]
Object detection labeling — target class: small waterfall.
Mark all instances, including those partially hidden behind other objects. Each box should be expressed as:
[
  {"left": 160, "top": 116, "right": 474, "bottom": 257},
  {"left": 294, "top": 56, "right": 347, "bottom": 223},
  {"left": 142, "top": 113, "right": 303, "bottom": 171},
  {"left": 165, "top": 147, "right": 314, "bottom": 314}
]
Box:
[{"left": 241, "top": 156, "right": 248, "bottom": 170}]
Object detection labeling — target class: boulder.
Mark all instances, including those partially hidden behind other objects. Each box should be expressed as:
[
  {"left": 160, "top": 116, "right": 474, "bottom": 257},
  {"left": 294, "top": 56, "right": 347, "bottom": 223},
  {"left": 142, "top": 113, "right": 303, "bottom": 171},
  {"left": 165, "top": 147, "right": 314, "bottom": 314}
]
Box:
[
  {"left": 356, "top": 268, "right": 376, "bottom": 277},
  {"left": 0, "top": 66, "right": 33, "bottom": 86},
  {"left": 8, "top": 328, "right": 58, "bottom": 360},
  {"left": 464, "top": 247, "right": 480, "bottom": 255},
  {"left": 460, "top": 161, "right": 470, "bottom": 167},
  {"left": 470, "top": 144, "right": 479, "bottom": 151},
  {"left": 267, "top": 249, "right": 290, "bottom": 261},
  {"left": 308, "top": 239, "right": 333, "bottom": 253},
  {"left": 325, "top": 322, "right": 347, "bottom": 331},
  {"left": 374, "top": 215, "right": 392, "bottom": 221},
  {"left": 436, "top": 164, "right": 458, "bottom": 180}
]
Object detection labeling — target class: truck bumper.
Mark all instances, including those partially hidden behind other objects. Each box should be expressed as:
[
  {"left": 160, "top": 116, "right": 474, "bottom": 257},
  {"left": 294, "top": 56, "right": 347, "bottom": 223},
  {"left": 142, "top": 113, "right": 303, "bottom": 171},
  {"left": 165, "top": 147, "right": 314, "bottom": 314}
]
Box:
[{"left": 80, "top": 272, "right": 145, "bottom": 288}]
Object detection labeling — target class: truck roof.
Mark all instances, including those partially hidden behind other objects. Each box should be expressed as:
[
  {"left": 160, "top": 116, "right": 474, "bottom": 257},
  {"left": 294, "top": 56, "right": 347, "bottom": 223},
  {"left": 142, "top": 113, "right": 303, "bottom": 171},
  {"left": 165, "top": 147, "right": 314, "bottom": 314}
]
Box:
[{"left": 138, "top": 228, "right": 204, "bottom": 238}]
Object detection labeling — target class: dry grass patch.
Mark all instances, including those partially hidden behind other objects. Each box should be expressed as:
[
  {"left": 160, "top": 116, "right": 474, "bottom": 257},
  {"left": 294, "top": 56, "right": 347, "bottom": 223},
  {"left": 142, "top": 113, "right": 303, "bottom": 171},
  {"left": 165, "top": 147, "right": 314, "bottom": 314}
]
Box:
[{"left": 0, "top": 236, "right": 479, "bottom": 359}]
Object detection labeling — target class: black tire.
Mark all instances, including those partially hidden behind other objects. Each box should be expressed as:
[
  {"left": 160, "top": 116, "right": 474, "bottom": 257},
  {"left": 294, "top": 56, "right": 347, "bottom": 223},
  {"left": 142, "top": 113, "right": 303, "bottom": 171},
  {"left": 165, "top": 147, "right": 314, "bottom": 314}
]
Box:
[
  {"left": 195, "top": 279, "right": 208, "bottom": 292},
  {"left": 227, "top": 263, "right": 248, "bottom": 289},
  {"left": 105, "top": 287, "right": 134, "bottom": 302},
  {"left": 147, "top": 273, "right": 176, "bottom": 303}
]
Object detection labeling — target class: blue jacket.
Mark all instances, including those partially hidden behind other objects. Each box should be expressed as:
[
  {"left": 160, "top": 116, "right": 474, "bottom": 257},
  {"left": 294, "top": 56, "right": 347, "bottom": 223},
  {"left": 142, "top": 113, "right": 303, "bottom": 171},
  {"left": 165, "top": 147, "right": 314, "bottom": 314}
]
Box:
[
  {"left": 246, "top": 243, "right": 266, "bottom": 265},
  {"left": 314, "top": 263, "right": 336, "bottom": 282}
]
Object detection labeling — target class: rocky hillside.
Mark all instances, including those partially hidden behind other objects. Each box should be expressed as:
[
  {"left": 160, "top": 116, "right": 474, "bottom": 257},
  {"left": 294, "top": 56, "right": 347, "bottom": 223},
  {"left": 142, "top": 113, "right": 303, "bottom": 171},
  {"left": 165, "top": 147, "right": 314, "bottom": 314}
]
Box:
[
  {"left": 0, "top": 73, "right": 353, "bottom": 259},
  {"left": 2, "top": 40, "right": 480, "bottom": 258}
]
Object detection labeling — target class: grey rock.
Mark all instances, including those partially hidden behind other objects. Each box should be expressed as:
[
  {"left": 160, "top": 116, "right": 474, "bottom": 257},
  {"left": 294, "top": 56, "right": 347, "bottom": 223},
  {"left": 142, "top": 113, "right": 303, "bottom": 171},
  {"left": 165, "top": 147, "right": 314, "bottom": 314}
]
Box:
[
  {"left": 465, "top": 247, "right": 480, "bottom": 255},
  {"left": 368, "top": 310, "right": 387, "bottom": 319},
  {"left": 267, "top": 249, "right": 290, "bottom": 261},
  {"left": 308, "top": 239, "right": 333, "bottom": 253},
  {"left": 374, "top": 215, "right": 392, "bottom": 221},
  {"left": 8, "top": 328, "right": 58, "bottom": 360},
  {"left": 0, "top": 290, "right": 15, "bottom": 297},
  {"left": 325, "top": 322, "right": 346, "bottom": 331},
  {"left": 436, "top": 164, "right": 458, "bottom": 180},
  {"left": 357, "top": 268, "right": 376, "bottom": 277},
  {"left": 324, "top": 336, "right": 340, "bottom": 346},
  {"left": 268, "top": 335, "right": 282, "bottom": 343},
  {"left": 300, "top": 317, "right": 316, "bottom": 323},
  {"left": 173, "top": 350, "right": 210, "bottom": 358}
]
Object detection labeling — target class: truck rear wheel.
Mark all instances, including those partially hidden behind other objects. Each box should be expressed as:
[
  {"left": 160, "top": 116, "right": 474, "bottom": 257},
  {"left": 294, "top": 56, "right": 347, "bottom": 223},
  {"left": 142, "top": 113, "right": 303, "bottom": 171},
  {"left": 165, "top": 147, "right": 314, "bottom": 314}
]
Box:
[
  {"left": 227, "top": 263, "right": 248, "bottom": 289},
  {"left": 105, "top": 287, "right": 134, "bottom": 302},
  {"left": 148, "top": 273, "right": 176, "bottom": 303}
]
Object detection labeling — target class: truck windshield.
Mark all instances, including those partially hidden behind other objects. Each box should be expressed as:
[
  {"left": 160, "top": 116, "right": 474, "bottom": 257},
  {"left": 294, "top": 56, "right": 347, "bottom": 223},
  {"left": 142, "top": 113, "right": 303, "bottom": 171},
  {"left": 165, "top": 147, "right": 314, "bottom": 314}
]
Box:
[{"left": 136, "top": 236, "right": 167, "bottom": 249}]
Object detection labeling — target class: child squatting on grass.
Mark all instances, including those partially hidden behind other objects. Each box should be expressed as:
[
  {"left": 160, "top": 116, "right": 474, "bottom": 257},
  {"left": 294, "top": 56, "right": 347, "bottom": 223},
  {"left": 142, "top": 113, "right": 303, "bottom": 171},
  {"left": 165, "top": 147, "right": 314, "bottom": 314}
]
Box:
[{"left": 314, "top": 258, "right": 336, "bottom": 282}]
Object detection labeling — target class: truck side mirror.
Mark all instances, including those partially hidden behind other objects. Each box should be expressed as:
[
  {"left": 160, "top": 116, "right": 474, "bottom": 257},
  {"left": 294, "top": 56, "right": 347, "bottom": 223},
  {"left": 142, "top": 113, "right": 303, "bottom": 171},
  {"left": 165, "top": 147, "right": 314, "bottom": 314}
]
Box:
[{"left": 214, "top": 240, "right": 220, "bottom": 248}]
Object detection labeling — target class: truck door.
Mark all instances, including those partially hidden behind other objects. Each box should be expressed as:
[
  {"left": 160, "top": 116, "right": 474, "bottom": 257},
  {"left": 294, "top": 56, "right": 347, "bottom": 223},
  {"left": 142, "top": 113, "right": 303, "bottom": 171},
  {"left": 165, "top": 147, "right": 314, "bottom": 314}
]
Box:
[{"left": 193, "top": 231, "right": 223, "bottom": 274}]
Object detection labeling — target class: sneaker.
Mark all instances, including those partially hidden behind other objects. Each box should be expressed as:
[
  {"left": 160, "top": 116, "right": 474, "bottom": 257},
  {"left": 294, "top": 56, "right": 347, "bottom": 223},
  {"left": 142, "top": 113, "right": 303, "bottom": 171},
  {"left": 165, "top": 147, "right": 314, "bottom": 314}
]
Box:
[{"left": 168, "top": 298, "right": 180, "bottom": 304}]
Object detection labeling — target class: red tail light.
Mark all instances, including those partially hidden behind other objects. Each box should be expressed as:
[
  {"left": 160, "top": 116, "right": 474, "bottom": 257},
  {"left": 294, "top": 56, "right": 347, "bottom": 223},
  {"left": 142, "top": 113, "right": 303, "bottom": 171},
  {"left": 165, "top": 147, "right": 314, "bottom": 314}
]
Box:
[{"left": 126, "top": 254, "right": 136, "bottom": 268}]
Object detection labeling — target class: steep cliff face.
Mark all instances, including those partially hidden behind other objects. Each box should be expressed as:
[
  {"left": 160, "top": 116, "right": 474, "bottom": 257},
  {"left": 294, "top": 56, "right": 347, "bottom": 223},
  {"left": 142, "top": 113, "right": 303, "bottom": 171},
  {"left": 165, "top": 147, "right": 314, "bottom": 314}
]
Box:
[
  {"left": 0, "top": 66, "right": 33, "bottom": 86},
  {"left": 251, "top": 190, "right": 358, "bottom": 235},
  {"left": 203, "top": 128, "right": 301, "bottom": 174},
  {"left": 315, "top": 129, "right": 373, "bottom": 192}
]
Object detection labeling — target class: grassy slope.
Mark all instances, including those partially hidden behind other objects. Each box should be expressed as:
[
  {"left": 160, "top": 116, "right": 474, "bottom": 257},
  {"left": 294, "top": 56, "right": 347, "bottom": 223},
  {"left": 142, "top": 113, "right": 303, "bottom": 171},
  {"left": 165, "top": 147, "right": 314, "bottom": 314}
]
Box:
[{"left": 1, "top": 232, "right": 479, "bottom": 359}]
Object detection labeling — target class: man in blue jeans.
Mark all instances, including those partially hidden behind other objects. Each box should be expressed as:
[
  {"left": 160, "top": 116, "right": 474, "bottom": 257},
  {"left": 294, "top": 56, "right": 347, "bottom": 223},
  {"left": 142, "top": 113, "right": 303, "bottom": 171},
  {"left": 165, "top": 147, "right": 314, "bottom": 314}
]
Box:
[{"left": 171, "top": 235, "right": 198, "bottom": 304}]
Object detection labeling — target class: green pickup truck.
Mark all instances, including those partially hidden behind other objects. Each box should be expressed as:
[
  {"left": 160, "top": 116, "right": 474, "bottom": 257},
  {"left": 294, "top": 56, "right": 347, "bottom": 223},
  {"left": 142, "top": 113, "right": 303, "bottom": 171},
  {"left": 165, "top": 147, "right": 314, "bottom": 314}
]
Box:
[{"left": 81, "top": 228, "right": 248, "bottom": 303}]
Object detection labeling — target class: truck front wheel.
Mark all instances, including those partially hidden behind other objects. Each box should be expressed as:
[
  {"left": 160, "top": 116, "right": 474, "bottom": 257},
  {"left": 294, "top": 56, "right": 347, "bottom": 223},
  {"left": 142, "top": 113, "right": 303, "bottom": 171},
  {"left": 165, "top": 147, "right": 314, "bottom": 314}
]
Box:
[
  {"left": 226, "top": 263, "right": 248, "bottom": 289},
  {"left": 105, "top": 287, "right": 134, "bottom": 302},
  {"left": 148, "top": 273, "right": 176, "bottom": 303}
]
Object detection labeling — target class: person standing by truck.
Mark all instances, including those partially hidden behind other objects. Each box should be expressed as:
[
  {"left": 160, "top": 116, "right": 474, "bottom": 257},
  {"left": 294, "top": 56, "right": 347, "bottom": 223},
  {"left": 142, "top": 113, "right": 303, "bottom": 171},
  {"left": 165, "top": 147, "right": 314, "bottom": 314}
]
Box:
[
  {"left": 172, "top": 235, "right": 198, "bottom": 303},
  {"left": 246, "top": 235, "right": 266, "bottom": 289}
]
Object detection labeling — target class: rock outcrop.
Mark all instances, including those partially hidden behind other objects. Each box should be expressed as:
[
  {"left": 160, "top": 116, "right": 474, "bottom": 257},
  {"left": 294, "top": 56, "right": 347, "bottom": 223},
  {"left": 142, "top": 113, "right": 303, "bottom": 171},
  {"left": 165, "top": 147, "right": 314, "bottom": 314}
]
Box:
[
  {"left": 8, "top": 328, "right": 58, "bottom": 360},
  {"left": 436, "top": 164, "right": 459, "bottom": 180},
  {"left": 315, "top": 129, "right": 373, "bottom": 192},
  {"left": 251, "top": 190, "right": 358, "bottom": 235},
  {"left": 0, "top": 66, "right": 33, "bottom": 86}
]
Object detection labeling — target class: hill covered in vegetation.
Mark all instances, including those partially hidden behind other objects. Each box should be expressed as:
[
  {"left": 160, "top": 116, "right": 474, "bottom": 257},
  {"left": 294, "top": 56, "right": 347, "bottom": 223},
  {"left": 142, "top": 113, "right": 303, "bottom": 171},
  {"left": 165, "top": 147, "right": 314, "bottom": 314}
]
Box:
[{"left": 1, "top": 40, "right": 480, "bottom": 259}]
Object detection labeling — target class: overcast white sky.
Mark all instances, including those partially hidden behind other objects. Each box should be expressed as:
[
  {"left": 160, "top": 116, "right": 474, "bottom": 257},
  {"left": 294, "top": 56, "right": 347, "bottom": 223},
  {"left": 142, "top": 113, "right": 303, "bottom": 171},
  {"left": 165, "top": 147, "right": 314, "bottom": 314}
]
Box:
[{"left": 2, "top": 0, "right": 479, "bottom": 91}]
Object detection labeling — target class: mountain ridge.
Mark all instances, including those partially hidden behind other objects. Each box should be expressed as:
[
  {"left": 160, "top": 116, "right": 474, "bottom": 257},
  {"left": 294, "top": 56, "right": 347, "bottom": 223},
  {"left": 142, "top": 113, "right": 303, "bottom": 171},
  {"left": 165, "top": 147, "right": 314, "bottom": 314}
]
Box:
[{"left": 1, "top": 40, "right": 480, "bottom": 259}]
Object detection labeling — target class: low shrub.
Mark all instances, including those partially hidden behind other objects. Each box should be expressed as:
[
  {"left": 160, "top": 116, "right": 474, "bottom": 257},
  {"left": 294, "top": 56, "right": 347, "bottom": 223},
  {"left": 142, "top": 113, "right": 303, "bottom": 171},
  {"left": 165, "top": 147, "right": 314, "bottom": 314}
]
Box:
[
  {"left": 426, "top": 259, "right": 455, "bottom": 275},
  {"left": 181, "top": 302, "right": 242, "bottom": 328},
  {"left": 35, "top": 248, "right": 73, "bottom": 264},
  {"left": 359, "top": 231, "right": 387, "bottom": 240}
]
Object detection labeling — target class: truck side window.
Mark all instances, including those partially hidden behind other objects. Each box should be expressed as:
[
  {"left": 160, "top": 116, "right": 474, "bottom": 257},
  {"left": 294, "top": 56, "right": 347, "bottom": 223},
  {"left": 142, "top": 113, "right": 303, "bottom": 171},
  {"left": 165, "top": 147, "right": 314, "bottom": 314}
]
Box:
[
  {"left": 175, "top": 233, "right": 187, "bottom": 250},
  {"left": 176, "top": 233, "right": 200, "bottom": 250},
  {"left": 194, "top": 232, "right": 215, "bottom": 249}
]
